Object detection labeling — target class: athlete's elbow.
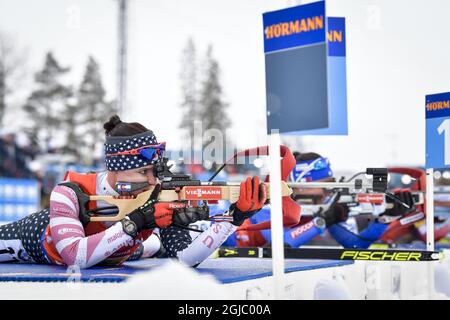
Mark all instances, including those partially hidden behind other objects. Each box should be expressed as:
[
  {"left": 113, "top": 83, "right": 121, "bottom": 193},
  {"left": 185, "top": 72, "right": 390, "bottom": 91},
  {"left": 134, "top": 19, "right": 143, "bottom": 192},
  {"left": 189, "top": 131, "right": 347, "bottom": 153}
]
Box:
[{"left": 59, "top": 248, "right": 91, "bottom": 269}]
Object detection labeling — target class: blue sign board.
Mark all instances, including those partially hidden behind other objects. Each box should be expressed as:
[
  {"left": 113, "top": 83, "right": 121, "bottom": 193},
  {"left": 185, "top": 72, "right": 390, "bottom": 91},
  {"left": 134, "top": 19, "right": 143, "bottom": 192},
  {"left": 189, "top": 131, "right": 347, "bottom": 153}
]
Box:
[
  {"left": 426, "top": 92, "right": 450, "bottom": 168},
  {"left": 0, "top": 178, "right": 41, "bottom": 222},
  {"left": 264, "top": 2, "right": 349, "bottom": 136},
  {"left": 264, "top": 1, "right": 329, "bottom": 134}
]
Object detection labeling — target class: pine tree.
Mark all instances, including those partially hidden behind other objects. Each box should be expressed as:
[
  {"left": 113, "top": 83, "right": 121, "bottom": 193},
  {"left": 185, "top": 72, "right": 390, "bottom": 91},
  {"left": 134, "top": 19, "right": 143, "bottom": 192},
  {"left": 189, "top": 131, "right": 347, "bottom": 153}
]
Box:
[
  {"left": 198, "top": 45, "right": 231, "bottom": 149},
  {"left": 23, "top": 52, "right": 72, "bottom": 152},
  {"left": 0, "top": 32, "right": 26, "bottom": 127},
  {"left": 62, "top": 102, "right": 81, "bottom": 159},
  {"left": 76, "top": 56, "right": 117, "bottom": 165},
  {"left": 179, "top": 38, "right": 199, "bottom": 143}
]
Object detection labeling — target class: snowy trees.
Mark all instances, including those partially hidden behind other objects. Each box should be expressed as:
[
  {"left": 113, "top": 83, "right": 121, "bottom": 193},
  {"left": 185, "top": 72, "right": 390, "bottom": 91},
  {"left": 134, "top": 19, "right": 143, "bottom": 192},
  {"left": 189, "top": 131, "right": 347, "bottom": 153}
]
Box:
[
  {"left": 23, "top": 52, "right": 115, "bottom": 165},
  {"left": 199, "top": 45, "right": 231, "bottom": 148},
  {"left": 179, "top": 39, "right": 231, "bottom": 153},
  {"left": 23, "top": 52, "right": 72, "bottom": 153},
  {"left": 0, "top": 32, "right": 27, "bottom": 127},
  {"left": 75, "top": 56, "right": 117, "bottom": 164},
  {"left": 179, "top": 38, "right": 199, "bottom": 143}
]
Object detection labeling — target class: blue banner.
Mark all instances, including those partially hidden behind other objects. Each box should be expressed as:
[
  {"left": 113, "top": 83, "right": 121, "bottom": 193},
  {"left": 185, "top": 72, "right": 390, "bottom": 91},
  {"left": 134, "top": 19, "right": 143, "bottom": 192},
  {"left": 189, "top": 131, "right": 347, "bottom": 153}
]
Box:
[
  {"left": 426, "top": 92, "right": 450, "bottom": 168},
  {"left": 263, "top": 1, "right": 326, "bottom": 53},
  {"left": 0, "top": 178, "right": 40, "bottom": 222}
]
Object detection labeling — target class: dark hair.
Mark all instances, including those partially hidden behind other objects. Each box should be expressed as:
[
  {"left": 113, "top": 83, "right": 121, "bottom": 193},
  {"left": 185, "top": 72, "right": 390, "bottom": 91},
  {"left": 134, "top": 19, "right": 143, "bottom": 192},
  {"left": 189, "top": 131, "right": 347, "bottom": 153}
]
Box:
[
  {"left": 103, "top": 114, "right": 149, "bottom": 137},
  {"left": 293, "top": 151, "right": 323, "bottom": 162}
]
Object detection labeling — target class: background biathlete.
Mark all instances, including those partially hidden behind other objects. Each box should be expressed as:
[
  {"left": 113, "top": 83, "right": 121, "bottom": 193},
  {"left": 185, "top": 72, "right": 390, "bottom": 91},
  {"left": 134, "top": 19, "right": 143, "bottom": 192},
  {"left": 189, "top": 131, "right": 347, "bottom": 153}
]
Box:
[{"left": 216, "top": 152, "right": 418, "bottom": 249}]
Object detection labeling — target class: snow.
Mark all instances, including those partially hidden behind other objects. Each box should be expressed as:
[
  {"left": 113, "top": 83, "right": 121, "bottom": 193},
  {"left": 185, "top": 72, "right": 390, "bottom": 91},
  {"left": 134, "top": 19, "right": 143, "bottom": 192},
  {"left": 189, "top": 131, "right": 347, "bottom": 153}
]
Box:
[{"left": 0, "top": 259, "right": 232, "bottom": 300}]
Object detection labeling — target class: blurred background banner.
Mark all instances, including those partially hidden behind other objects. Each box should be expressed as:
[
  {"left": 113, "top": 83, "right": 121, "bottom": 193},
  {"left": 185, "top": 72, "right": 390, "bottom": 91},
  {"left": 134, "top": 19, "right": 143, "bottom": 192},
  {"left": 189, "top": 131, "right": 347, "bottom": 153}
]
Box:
[
  {"left": 264, "top": 1, "right": 329, "bottom": 134},
  {"left": 0, "top": 178, "right": 40, "bottom": 223},
  {"left": 426, "top": 91, "right": 450, "bottom": 169}
]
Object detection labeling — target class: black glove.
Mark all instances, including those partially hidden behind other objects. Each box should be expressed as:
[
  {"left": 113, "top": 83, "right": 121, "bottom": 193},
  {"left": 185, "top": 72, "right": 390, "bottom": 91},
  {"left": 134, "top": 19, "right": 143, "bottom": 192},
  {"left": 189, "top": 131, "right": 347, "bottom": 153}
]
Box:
[
  {"left": 384, "top": 189, "right": 415, "bottom": 217},
  {"left": 172, "top": 204, "right": 210, "bottom": 226},
  {"left": 128, "top": 184, "right": 161, "bottom": 232},
  {"left": 314, "top": 193, "right": 349, "bottom": 227},
  {"left": 229, "top": 203, "right": 261, "bottom": 227}
]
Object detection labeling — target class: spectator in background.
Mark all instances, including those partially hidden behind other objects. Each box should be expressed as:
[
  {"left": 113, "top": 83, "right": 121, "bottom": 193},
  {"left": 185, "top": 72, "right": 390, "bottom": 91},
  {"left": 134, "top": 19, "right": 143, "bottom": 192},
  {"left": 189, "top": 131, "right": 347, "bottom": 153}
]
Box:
[{"left": 0, "top": 131, "right": 34, "bottom": 179}]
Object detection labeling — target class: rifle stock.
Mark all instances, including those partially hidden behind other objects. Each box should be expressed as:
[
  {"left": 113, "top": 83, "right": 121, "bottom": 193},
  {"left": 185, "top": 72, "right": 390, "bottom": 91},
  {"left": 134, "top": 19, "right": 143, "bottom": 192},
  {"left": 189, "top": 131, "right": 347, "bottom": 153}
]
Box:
[{"left": 88, "top": 181, "right": 293, "bottom": 222}]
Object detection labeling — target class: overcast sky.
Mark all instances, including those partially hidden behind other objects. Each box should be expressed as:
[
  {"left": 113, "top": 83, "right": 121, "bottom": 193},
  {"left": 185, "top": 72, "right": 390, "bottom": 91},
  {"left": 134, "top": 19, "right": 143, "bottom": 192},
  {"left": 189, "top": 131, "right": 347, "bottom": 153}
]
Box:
[{"left": 1, "top": 0, "right": 450, "bottom": 170}]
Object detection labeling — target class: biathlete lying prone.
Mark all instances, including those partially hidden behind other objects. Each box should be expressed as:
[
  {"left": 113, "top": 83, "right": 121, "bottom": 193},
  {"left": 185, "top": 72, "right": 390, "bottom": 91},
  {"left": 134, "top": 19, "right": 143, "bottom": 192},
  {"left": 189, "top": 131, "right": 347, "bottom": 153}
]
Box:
[
  {"left": 0, "top": 115, "right": 268, "bottom": 269},
  {"left": 214, "top": 152, "right": 448, "bottom": 249}
]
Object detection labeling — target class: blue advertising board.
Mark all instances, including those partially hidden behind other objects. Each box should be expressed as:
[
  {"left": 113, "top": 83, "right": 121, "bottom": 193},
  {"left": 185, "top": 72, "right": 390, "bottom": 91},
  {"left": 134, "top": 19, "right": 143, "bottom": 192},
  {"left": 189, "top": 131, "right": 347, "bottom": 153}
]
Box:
[
  {"left": 426, "top": 92, "right": 450, "bottom": 168},
  {"left": 264, "top": 1, "right": 349, "bottom": 135},
  {"left": 0, "top": 178, "right": 40, "bottom": 222},
  {"left": 264, "top": 1, "right": 329, "bottom": 134}
]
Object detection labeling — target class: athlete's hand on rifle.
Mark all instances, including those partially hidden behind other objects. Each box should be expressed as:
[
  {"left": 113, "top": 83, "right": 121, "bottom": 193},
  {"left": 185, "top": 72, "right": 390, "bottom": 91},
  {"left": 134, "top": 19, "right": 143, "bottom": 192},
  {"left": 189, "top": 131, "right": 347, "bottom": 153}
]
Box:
[
  {"left": 314, "top": 192, "right": 348, "bottom": 227},
  {"left": 230, "top": 176, "right": 267, "bottom": 226},
  {"left": 127, "top": 184, "right": 185, "bottom": 230},
  {"left": 172, "top": 205, "right": 210, "bottom": 226},
  {"left": 384, "top": 189, "right": 415, "bottom": 216}
]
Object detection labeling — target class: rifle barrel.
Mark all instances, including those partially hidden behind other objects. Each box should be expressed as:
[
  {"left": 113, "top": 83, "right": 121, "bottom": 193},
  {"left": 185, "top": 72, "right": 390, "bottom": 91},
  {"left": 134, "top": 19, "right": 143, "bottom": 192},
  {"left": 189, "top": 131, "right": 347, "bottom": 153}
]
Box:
[
  {"left": 288, "top": 181, "right": 373, "bottom": 189},
  {"left": 201, "top": 181, "right": 374, "bottom": 189}
]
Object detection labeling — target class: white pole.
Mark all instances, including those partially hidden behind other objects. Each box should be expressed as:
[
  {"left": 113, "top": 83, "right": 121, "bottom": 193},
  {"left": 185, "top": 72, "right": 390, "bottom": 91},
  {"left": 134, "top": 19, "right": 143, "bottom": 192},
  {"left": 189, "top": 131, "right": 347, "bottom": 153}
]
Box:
[
  {"left": 426, "top": 168, "right": 435, "bottom": 251},
  {"left": 269, "top": 130, "right": 285, "bottom": 299},
  {"left": 426, "top": 168, "right": 435, "bottom": 299},
  {"left": 117, "top": 0, "right": 128, "bottom": 117}
]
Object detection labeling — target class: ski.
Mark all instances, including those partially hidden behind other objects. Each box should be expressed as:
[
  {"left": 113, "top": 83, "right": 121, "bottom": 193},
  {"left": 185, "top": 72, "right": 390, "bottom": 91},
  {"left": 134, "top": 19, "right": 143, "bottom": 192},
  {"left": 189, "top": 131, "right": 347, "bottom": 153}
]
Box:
[{"left": 216, "top": 246, "right": 443, "bottom": 262}]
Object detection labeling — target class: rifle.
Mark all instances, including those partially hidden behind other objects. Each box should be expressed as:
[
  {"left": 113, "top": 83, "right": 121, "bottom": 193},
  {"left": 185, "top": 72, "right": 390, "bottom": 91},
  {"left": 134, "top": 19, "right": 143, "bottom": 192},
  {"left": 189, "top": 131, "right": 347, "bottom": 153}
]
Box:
[
  {"left": 296, "top": 187, "right": 424, "bottom": 219},
  {"left": 71, "top": 154, "right": 403, "bottom": 225}
]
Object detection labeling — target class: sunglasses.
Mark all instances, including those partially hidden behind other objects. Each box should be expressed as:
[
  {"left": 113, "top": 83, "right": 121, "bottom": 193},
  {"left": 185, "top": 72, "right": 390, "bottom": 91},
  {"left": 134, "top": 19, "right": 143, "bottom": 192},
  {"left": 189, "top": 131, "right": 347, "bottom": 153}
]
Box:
[
  {"left": 291, "top": 157, "right": 330, "bottom": 182},
  {"left": 107, "top": 142, "right": 166, "bottom": 161},
  {"left": 294, "top": 157, "right": 329, "bottom": 172}
]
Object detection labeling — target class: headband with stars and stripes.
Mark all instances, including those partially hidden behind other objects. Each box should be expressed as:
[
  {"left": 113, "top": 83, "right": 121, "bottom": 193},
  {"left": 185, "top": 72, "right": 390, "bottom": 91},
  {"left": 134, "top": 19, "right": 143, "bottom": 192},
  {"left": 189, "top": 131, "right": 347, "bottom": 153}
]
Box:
[{"left": 104, "top": 131, "right": 165, "bottom": 171}]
